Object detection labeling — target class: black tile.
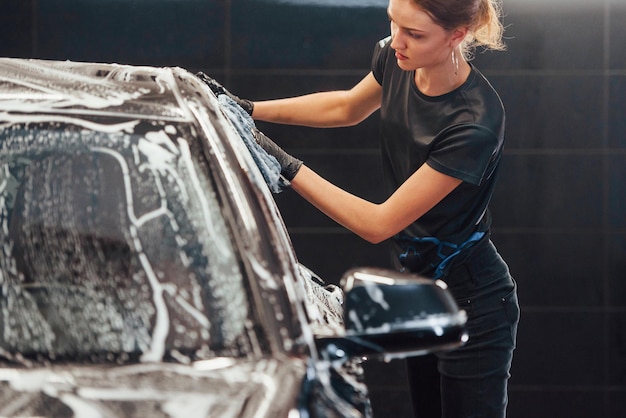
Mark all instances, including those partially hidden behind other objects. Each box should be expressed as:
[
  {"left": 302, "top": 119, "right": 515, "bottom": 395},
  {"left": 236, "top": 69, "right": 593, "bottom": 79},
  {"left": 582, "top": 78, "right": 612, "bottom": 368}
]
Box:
[
  {"left": 491, "top": 154, "right": 604, "bottom": 229},
  {"left": 288, "top": 231, "right": 392, "bottom": 285},
  {"left": 609, "top": 389, "right": 626, "bottom": 418},
  {"left": 0, "top": 0, "right": 34, "bottom": 58},
  {"left": 232, "top": 73, "right": 369, "bottom": 102},
  {"left": 491, "top": 232, "right": 604, "bottom": 308},
  {"left": 474, "top": 1, "right": 605, "bottom": 71},
  {"left": 609, "top": 312, "right": 626, "bottom": 386},
  {"left": 609, "top": 234, "right": 626, "bottom": 307},
  {"left": 610, "top": 0, "right": 626, "bottom": 70},
  {"left": 488, "top": 74, "right": 605, "bottom": 150},
  {"left": 303, "top": 152, "right": 385, "bottom": 199},
  {"left": 609, "top": 154, "right": 626, "bottom": 229},
  {"left": 36, "top": 0, "right": 226, "bottom": 68},
  {"left": 255, "top": 118, "right": 381, "bottom": 151},
  {"left": 231, "top": 0, "right": 388, "bottom": 70},
  {"left": 609, "top": 76, "right": 626, "bottom": 149},
  {"left": 275, "top": 152, "right": 386, "bottom": 229},
  {"left": 510, "top": 311, "right": 604, "bottom": 386},
  {"left": 275, "top": 189, "right": 338, "bottom": 230}
]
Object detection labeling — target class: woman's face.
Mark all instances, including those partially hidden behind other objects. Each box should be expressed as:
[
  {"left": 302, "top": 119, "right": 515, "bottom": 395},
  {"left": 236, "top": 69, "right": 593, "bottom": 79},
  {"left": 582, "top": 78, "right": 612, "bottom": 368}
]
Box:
[{"left": 388, "top": 0, "right": 455, "bottom": 71}]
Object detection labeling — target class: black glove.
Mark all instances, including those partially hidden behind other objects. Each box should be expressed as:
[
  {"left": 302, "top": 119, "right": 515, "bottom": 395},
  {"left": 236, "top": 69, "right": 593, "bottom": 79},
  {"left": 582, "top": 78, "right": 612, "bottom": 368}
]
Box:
[
  {"left": 195, "top": 72, "right": 254, "bottom": 116},
  {"left": 252, "top": 128, "right": 303, "bottom": 181}
]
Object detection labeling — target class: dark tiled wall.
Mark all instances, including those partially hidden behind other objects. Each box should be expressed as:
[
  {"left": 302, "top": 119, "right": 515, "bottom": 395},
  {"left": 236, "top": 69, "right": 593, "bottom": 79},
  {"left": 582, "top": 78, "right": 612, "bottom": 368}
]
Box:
[{"left": 2, "top": 0, "right": 625, "bottom": 416}]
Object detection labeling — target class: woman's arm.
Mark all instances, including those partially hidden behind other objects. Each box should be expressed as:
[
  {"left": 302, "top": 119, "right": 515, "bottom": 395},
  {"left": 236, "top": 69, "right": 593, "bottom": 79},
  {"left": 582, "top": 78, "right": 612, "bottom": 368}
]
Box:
[
  {"left": 290, "top": 164, "right": 462, "bottom": 244},
  {"left": 250, "top": 124, "right": 462, "bottom": 244},
  {"left": 252, "top": 72, "right": 382, "bottom": 128}
]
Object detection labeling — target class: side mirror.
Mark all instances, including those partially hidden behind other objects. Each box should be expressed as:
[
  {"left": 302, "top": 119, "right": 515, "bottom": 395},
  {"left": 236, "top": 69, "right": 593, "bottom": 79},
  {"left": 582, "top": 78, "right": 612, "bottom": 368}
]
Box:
[{"left": 317, "top": 268, "right": 468, "bottom": 361}]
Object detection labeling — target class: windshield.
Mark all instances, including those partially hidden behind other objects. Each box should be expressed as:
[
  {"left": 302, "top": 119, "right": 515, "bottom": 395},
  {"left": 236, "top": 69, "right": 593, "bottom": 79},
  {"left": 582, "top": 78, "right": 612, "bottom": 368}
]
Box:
[{"left": 0, "top": 121, "right": 256, "bottom": 364}]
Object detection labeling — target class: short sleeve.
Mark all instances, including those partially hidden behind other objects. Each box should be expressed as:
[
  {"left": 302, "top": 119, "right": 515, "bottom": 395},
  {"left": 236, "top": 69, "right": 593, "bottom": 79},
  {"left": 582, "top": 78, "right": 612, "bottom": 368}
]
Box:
[
  {"left": 427, "top": 124, "right": 501, "bottom": 186},
  {"left": 371, "top": 36, "right": 392, "bottom": 86}
]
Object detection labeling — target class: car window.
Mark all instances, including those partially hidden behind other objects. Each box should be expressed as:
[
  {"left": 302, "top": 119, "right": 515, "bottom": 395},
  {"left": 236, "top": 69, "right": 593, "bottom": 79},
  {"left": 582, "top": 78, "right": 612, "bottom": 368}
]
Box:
[{"left": 0, "top": 122, "right": 256, "bottom": 364}]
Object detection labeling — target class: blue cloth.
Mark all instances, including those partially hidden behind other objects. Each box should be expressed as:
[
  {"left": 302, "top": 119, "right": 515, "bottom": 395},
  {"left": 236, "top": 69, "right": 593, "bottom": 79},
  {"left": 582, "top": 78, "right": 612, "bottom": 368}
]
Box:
[{"left": 217, "top": 95, "right": 288, "bottom": 193}]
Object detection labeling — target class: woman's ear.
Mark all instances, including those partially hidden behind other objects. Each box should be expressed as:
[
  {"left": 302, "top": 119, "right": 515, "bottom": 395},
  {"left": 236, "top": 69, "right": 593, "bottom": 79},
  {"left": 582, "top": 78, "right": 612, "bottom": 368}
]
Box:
[{"left": 450, "top": 27, "right": 469, "bottom": 47}]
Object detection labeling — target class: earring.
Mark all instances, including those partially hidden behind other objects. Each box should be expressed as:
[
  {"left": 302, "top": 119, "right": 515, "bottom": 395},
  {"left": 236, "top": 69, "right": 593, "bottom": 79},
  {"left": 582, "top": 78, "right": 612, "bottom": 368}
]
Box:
[{"left": 451, "top": 48, "right": 459, "bottom": 76}]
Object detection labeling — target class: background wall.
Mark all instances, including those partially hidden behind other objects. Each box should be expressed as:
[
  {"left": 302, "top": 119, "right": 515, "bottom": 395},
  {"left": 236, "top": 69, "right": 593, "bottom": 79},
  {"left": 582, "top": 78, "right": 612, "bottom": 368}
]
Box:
[{"left": 2, "top": 0, "right": 625, "bottom": 416}]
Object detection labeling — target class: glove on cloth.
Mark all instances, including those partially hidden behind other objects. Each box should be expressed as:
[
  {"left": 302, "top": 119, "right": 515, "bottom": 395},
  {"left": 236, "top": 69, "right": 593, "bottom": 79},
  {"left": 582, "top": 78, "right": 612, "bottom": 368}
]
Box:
[
  {"left": 196, "top": 72, "right": 254, "bottom": 116},
  {"left": 217, "top": 94, "right": 302, "bottom": 193},
  {"left": 218, "top": 95, "right": 300, "bottom": 193},
  {"left": 251, "top": 128, "right": 303, "bottom": 182}
]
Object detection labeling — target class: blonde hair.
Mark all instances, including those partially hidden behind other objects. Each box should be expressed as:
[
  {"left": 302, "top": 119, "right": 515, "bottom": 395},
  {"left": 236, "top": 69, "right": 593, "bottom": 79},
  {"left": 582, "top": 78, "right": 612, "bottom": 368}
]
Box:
[{"left": 413, "top": 0, "right": 505, "bottom": 58}]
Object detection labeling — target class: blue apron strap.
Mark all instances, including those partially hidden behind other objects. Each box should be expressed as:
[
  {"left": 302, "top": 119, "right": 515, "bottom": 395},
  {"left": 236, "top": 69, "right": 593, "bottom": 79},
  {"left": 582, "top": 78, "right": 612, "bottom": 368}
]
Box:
[
  {"left": 399, "top": 231, "right": 486, "bottom": 279},
  {"left": 433, "top": 231, "right": 485, "bottom": 279}
]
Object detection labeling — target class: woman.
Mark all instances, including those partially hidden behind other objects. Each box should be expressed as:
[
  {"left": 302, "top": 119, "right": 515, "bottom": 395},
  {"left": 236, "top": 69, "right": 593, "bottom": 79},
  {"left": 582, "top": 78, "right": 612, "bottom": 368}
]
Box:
[{"left": 207, "top": 0, "right": 519, "bottom": 416}]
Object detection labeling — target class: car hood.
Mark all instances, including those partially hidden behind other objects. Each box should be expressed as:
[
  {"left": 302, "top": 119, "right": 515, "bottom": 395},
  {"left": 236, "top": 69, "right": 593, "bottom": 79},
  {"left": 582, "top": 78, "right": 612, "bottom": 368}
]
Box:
[{"left": 0, "top": 357, "right": 304, "bottom": 418}]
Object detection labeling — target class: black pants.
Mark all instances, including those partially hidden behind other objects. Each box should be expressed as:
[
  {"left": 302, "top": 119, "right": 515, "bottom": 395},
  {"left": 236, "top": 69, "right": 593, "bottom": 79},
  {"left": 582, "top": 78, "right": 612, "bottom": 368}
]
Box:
[{"left": 407, "top": 239, "right": 520, "bottom": 418}]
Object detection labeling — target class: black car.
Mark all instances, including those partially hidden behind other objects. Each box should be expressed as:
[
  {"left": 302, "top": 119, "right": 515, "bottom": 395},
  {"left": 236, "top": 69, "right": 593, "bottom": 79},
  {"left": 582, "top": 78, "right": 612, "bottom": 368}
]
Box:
[{"left": 0, "top": 58, "right": 468, "bottom": 418}]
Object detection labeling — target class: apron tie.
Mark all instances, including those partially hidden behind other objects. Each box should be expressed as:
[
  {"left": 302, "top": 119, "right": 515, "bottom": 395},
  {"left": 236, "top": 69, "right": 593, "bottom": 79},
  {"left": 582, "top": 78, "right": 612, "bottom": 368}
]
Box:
[{"left": 398, "top": 231, "right": 486, "bottom": 279}]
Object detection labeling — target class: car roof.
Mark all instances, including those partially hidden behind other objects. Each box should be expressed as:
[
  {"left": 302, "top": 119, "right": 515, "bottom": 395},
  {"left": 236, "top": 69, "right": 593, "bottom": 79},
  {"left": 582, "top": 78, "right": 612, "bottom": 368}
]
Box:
[{"left": 0, "top": 58, "right": 194, "bottom": 122}]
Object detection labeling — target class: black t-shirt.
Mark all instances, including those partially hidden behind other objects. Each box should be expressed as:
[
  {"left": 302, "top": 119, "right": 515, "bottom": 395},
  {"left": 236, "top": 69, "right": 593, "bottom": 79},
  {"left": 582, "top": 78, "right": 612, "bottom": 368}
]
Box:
[{"left": 371, "top": 36, "right": 505, "bottom": 275}]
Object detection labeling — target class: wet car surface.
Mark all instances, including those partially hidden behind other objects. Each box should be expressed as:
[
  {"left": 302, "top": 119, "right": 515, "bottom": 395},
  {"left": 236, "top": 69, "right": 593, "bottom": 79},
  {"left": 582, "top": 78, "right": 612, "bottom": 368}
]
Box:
[{"left": 0, "top": 58, "right": 468, "bottom": 417}]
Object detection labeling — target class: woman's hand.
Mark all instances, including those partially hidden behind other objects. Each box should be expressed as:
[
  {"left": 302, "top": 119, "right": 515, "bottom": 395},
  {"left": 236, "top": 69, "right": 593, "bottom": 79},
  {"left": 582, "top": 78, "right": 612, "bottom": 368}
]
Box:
[
  {"left": 196, "top": 72, "right": 254, "bottom": 116},
  {"left": 252, "top": 128, "right": 303, "bottom": 181}
]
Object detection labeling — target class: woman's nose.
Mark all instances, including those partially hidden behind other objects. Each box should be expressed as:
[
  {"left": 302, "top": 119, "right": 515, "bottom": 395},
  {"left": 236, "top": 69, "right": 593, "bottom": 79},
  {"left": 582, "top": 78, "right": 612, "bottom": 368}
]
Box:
[
  {"left": 389, "top": 23, "right": 404, "bottom": 48},
  {"left": 390, "top": 31, "right": 403, "bottom": 50}
]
